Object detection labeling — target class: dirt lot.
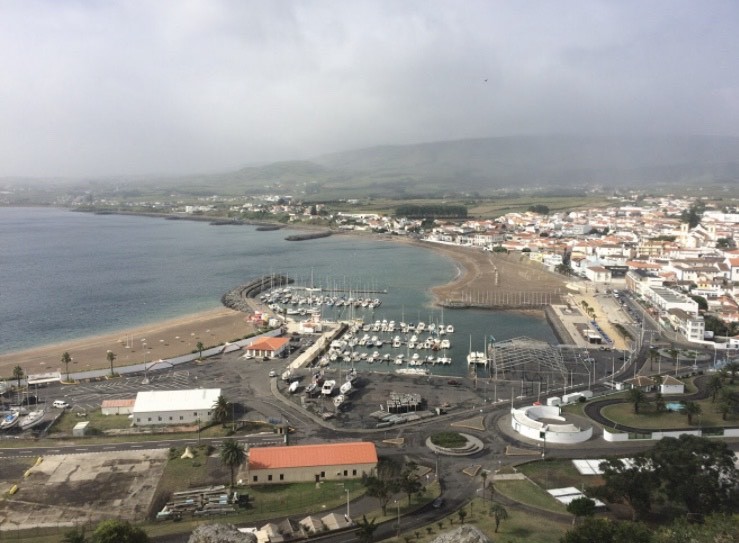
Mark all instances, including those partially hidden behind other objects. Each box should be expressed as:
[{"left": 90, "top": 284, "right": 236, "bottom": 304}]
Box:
[{"left": 0, "top": 450, "right": 168, "bottom": 531}]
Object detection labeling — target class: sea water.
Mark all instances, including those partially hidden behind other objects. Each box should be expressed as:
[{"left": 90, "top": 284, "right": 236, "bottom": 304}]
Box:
[{"left": 0, "top": 207, "right": 555, "bottom": 374}]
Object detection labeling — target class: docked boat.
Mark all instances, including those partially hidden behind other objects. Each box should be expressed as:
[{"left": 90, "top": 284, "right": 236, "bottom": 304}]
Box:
[
  {"left": 18, "top": 409, "right": 45, "bottom": 430},
  {"left": 395, "top": 354, "right": 405, "bottom": 365},
  {"left": 396, "top": 367, "right": 430, "bottom": 376},
  {"left": 440, "top": 339, "right": 451, "bottom": 349},
  {"left": 321, "top": 380, "right": 336, "bottom": 396},
  {"left": 1, "top": 411, "right": 20, "bottom": 430},
  {"left": 339, "top": 381, "right": 352, "bottom": 395},
  {"left": 446, "top": 324, "right": 455, "bottom": 333},
  {"left": 333, "top": 394, "right": 346, "bottom": 407},
  {"left": 467, "top": 352, "right": 488, "bottom": 366}
]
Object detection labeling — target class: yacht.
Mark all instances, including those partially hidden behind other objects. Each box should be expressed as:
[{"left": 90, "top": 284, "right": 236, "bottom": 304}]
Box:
[
  {"left": 446, "top": 324, "right": 455, "bottom": 333},
  {"left": 321, "top": 380, "right": 336, "bottom": 396}
]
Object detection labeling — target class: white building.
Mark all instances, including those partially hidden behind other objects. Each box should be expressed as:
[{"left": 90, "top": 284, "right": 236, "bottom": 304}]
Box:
[{"left": 132, "top": 389, "right": 221, "bottom": 427}]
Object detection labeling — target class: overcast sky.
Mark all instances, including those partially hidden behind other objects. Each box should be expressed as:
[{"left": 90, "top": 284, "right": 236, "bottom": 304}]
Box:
[{"left": 1, "top": 1, "right": 738, "bottom": 177}]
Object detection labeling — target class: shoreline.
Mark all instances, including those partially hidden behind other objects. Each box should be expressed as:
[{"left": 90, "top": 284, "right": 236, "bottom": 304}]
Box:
[
  {"left": 0, "top": 307, "right": 256, "bottom": 378},
  {"left": 1, "top": 217, "right": 568, "bottom": 378}
]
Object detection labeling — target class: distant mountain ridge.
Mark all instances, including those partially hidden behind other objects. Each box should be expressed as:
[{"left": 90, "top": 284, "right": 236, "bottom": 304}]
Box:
[{"left": 165, "top": 134, "right": 739, "bottom": 197}]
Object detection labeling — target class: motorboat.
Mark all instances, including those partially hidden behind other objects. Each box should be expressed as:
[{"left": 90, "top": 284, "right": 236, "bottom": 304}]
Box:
[
  {"left": 1, "top": 411, "right": 20, "bottom": 430},
  {"left": 333, "top": 394, "right": 345, "bottom": 407},
  {"left": 340, "top": 381, "right": 352, "bottom": 395},
  {"left": 321, "top": 380, "right": 336, "bottom": 396}
]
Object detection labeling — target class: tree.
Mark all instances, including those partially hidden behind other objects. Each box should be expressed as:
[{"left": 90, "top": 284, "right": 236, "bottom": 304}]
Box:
[
  {"left": 628, "top": 387, "right": 646, "bottom": 414},
  {"left": 706, "top": 374, "right": 723, "bottom": 402},
  {"left": 61, "top": 527, "right": 87, "bottom": 543},
  {"left": 61, "top": 352, "right": 73, "bottom": 382},
  {"left": 106, "top": 350, "right": 116, "bottom": 377},
  {"left": 220, "top": 439, "right": 246, "bottom": 488},
  {"left": 12, "top": 365, "right": 24, "bottom": 389},
  {"left": 724, "top": 361, "right": 739, "bottom": 384},
  {"left": 196, "top": 341, "right": 204, "bottom": 360},
  {"left": 599, "top": 456, "right": 657, "bottom": 520},
  {"left": 648, "top": 348, "right": 658, "bottom": 372},
  {"left": 489, "top": 502, "right": 508, "bottom": 532},
  {"left": 355, "top": 515, "right": 378, "bottom": 543},
  {"left": 457, "top": 509, "right": 467, "bottom": 524},
  {"left": 363, "top": 458, "right": 402, "bottom": 515},
  {"left": 90, "top": 519, "right": 150, "bottom": 543},
  {"left": 528, "top": 204, "right": 550, "bottom": 215},
  {"left": 649, "top": 435, "right": 739, "bottom": 516},
  {"left": 212, "top": 395, "right": 230, "bottom": 425},
  {"left": 716, "top": 389, "right": 735, "bottom": 421},
  {"left": 566, "top": 496, "right": 596, "bottom": 525},
  {"left": 654, "top": 392, "right": 666, "bottom": 414},
  {"left": 682, "top": 401, "right": 701, "bottom": 425},
  {"left": 362, "top": 475, "right": 398, "bottom": 516},
  {"left": 560, "top": 518, "right": 652, "bottom": 543},
  {"left": 399, "top": 464, "right": 422, "bottom": 506}
]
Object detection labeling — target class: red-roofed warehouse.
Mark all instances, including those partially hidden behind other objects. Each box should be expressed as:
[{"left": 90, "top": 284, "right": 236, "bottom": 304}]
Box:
[{"left": 248, "top": 442, "right": 377, "bottom": 484}]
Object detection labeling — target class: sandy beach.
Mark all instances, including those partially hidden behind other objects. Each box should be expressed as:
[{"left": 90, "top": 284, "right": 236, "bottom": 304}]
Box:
[
  {"left": 0, "top": 237, "right": 568, "bottom": 379},
  {"left": 0, "top": 307, "right": 256, "bottom": 378}
]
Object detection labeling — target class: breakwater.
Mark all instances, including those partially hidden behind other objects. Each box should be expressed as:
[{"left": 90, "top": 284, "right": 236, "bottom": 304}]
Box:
[
  {"left": 284, "top": 231, "right": 332, "bottom": 241},
  {"left": 221, "top": 275, "right": 293, "bottom": 313}
]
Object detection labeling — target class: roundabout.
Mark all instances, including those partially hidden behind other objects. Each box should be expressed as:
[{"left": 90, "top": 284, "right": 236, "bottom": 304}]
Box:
[{"left": 425, "top": 432, "right": 484, "bottom": 456}]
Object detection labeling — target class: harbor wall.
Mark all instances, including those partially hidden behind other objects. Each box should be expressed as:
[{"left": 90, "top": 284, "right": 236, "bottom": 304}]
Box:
[{"left": 544, "top": 305, "right": 576, "bottom": 345}]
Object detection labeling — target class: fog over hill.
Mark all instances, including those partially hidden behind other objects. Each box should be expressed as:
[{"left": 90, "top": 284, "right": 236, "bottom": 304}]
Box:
[{"left": 217, "top": 135, "right": 739, "bottom": 197}]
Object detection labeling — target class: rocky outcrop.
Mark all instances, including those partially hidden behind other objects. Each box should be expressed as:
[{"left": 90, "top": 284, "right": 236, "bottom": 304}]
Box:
[
  {"left": 187, "top": 523, "right": 257, "bottom": 543},
  {"left": 430, "top": 525, "right": 491, "bottom": 543}
]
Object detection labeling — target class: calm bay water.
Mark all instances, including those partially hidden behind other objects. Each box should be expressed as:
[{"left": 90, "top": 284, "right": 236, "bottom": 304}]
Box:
[{"left": 0, "top": 208, "right": 555, "bottom": 374}]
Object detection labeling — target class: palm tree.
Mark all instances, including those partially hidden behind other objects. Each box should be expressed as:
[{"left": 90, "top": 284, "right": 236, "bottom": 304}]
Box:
[
  {"left": 648, "top": 348, "right": 658, "bottom": 372},
  {"left": 457, "top": 509, "right": 467, "bottom": 525},
  {"left": 628, "top": 387, "right": 646, "bottom": 414},
  {"left": 106, "top": 350, "right": 116, "bottom": 377},
  {"left": 683, "top": 401, "right": 701, "bottom": 425},
  {"left": 220, "top": 438, "right": 246, "bottom": 488},
  {"left": 707, "top": 374, "right": 723, "bottom": 402},
  {"left": 355, "top": 515, "right": 378, "bottom": 543},
  {"left": 12, "top": 365, "right": 24, "bottom": 389},
  {"left": 489, "top": 503, "right": 509, "bottom": 532},
  {"left": 61, "top": 352, "right": 72, "bottom": 382},
  {"left": 196, "top": 341, "right": 204, "bottom": 360},
  {"left": 212, "top": 395, "right": 230, "bottom": 425}
]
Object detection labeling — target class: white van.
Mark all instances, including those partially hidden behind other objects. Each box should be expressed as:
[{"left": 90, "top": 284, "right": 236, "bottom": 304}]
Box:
[{"left": 52, "top": 400, "right": 69, "bottom": 409}]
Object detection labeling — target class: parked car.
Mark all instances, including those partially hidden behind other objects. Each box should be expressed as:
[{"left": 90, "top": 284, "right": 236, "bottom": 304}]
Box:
[
  {"left": 432, "top": 497, "right": 445, "bottom": 509},
  {"left": 52, "top": 400, "right": 69, "bottom": 409},
  {"left": 268, "top": 370, "right": 277, "bottom": 378}
]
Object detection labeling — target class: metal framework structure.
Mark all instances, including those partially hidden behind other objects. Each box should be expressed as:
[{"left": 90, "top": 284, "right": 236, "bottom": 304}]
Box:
[{"left": 479, "top": 337, "right": 592, "bottom": 391}]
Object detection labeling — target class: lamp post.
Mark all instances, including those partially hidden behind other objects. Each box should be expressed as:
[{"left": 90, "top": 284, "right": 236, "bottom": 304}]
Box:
[
  {"left": 345, "top": 489, "right": 350, "bottom": 519},
  {"left": 395, "top": 500, "right": 400, "bottom": 537}
]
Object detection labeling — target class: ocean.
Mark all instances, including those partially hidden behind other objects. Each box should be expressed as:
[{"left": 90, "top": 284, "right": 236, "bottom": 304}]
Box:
[{"left": 0, "top": 207, "right": 556, "bottom": 375}]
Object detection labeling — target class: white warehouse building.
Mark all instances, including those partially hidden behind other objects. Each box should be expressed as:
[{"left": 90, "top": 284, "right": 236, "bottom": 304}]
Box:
[{"left": 132, "top": 388, "right": 221, "bottom": 427}]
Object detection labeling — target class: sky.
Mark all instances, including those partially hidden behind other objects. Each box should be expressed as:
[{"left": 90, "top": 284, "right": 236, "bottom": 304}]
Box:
[{"left": 1, "top": 0, "right": 738, "bottom": 178}]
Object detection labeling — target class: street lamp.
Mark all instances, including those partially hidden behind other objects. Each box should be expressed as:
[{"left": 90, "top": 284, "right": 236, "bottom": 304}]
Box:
[
  {"left": 345, "top": 489, "right": 350, "bottom": 519},
  {"left": 395, "top": 500, "right": 400, "bottom": 537}
]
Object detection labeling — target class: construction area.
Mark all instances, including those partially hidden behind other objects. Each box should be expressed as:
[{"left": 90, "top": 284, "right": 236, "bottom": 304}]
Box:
[{"left": 0, "top": 450, "right": 168, "bottom": 531}]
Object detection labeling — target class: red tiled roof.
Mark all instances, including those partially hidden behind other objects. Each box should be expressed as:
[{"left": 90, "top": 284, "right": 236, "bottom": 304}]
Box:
[
  {"left": 249, "top": 442, "right": 377, "bottom": 470},
  {"left": 245, "top": 337, "right": 289, "bottom": 351}
]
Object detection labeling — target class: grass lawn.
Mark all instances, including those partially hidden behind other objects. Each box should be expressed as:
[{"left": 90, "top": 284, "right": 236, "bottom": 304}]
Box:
[
  {"left": 381, "top": 497, "right": 569, "bottom": 543},
  {"left": 49, "top": 410, "right": 132, "bottom": 433},
  {"left": 601, "top": 395, "right": 735, "bottom": 429},
  {"left": 494, "top": 480, "right": 568, "bottom": 514},
  {"left": 517, "top": 459, "right": 603, "bottom": 490}
]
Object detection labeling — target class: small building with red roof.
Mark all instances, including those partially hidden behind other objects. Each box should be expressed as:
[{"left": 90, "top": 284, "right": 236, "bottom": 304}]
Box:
[
  {"left": 247, "top": 441, "right": 377, "bottom": 484},
  {"left": 243, "top": 336, "right": 290, "bottom": 359}
]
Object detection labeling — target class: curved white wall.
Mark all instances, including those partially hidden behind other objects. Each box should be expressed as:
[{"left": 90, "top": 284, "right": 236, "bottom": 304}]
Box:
[{"left": 510, "top": 406, "right": 593, "bottom": 444}]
